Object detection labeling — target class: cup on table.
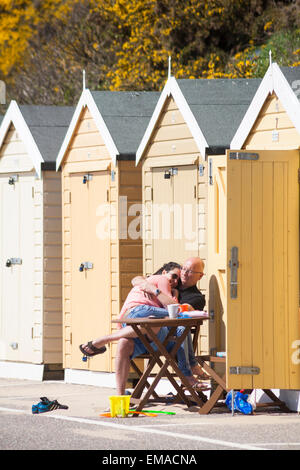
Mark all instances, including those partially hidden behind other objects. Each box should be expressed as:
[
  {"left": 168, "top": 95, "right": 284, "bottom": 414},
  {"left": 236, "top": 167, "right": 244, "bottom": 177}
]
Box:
[{"left": 167, "top": 303, "right": 180, "bottom": 318}]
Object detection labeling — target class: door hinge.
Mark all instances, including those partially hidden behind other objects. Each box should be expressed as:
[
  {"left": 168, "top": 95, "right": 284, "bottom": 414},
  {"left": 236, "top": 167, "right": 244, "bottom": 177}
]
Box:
[
  {"left": 298, "top": 168, "right": 300, "bottom": 183},
  {"left": 70, "top": 333, "right": 72, "bottom": 345},
  {"left": 229, "top": 366, "right": 260, "bottom": 375},
  {"left": 229, "top": 152, "right": 259, "bottom": 161}
]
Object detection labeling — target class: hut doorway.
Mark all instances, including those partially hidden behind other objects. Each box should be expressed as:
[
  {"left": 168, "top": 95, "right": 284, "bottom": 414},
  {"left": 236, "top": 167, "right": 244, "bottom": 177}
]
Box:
[{"left": 69, "top": 171, "right": 111, "bottom": 371}]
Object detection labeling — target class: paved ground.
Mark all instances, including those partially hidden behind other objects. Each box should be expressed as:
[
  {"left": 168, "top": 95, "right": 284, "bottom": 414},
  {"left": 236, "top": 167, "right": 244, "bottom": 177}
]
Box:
[{"left": 0, "top": 377, "right": 300, "bottom": 459}]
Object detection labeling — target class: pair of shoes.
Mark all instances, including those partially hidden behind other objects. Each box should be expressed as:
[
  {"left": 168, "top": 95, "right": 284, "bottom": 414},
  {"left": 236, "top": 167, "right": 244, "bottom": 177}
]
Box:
[
  {"left": 79, "top": 341, "right": 107, "bottom": 357},
  {"left": 32, "top": 397, "right": 68, "bottom": 414}
]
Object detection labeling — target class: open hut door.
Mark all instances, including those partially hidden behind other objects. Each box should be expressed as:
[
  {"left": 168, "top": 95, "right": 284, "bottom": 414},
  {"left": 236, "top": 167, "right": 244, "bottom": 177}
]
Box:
[{"left": 226, "top": 149, "right": 300, "bottom": 390}]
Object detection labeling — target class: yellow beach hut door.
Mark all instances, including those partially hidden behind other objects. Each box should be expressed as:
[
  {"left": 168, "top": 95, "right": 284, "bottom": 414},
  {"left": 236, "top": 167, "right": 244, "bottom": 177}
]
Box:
[
  {"left": 152, "top": 165, "right": 198, "bottom": 270},
  {"left": 226, "top": 149, "right": 300, "bottom": 390},
  {"left": 0, "top": 174, "right": 35, "bottom": 362},
  {"left": 70, "top": 171, "right": 110, "bottom": 371}
]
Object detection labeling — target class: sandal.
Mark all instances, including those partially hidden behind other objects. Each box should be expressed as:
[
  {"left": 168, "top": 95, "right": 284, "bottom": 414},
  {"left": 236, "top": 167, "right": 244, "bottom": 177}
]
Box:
[
  {"left": 182, "top": 379, "right": 211, "bottom": 391},
  {"left": 79, "top": 341, "right": 106, "bottom": 357},
  {"left": 196, "top": 371, "right": 211, "bottom": 380},
  {"left": 191, "top": 382, "right": 211, "bottom": 391}
]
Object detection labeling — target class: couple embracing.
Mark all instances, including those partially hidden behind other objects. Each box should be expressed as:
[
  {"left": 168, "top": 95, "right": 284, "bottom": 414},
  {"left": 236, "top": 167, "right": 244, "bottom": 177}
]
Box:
[{"left": 80, "top": 257, "right": 209, "bottom": 394}]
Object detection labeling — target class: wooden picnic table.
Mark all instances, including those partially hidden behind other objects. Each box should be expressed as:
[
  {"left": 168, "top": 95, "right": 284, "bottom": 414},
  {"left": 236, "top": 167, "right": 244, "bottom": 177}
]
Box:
[{"left": 112, "top": 315, "right": 210, "bottom": 412}]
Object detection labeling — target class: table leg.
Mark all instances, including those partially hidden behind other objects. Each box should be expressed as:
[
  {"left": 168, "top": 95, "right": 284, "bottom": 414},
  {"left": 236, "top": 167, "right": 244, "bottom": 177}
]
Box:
[
  {"left": 145, "top": 326, "right": 205, "bottom": 407},
  {"left": 130, "top": 325, "right": 190, "bottom": 409}
]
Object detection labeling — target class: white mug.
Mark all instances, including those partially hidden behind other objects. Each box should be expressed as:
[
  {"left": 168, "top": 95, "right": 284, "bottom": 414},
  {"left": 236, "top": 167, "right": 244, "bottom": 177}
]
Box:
[{"left": 167, "top": 304, "right": 180, "bottom": 318}]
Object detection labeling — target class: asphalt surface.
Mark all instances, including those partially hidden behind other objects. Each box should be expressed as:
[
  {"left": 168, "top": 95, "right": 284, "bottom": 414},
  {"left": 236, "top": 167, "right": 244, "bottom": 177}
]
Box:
[{"left": 0, "top": 377, "right": 300, "bottom": 460}]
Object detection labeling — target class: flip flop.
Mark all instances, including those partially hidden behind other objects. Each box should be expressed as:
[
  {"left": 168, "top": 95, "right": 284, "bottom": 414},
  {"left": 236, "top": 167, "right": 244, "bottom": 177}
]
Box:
[{"left": 79, "top": 341, "right": 106, "bottom": 357}]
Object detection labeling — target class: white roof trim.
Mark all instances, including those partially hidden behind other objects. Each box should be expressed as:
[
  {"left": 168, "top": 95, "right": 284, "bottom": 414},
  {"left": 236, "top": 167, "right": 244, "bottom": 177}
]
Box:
[
  {"left": 0, "top": 100, "right": 44, "bottom": 178},
  {"left": 56, "top": 88, "right": 119, "bottom": 170},
  {"left": 230, "top": 63, "right": 300, "bottom": 149},
  {"left": 136, "top": 76, "right": 208, "bottom": 165}
]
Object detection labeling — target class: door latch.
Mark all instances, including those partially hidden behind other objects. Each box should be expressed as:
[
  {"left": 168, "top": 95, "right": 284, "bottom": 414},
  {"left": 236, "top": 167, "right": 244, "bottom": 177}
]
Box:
[
  {"left": 79, "top": 262, "right": 93, "bottom": 272},
  {"left": 83, "top": 174, "right": 93, "bottom": 184},
  {"left": 8, "top": 175, "right": 18, "bottom": 185},
  {"left": 228, "top": 246, "right": 239, "bottom": 299},
  {"left": 229, "top": 366, "right": 260, "bottom": 375},
  {"left": 164, "top": 168, "right": 178, "bottom": 179},
  {"left": 6, "top": 258, "right": 22, "bottom": 267}
]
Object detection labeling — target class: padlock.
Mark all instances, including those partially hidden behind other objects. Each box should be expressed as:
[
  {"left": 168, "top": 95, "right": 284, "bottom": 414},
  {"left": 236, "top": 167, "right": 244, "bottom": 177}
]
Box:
[{"left": 79, "top": 263, "right": 84, "bottom": 272}]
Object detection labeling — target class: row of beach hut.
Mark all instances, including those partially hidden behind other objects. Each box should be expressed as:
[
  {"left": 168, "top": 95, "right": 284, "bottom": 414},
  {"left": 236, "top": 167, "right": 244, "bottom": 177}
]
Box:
[{"left": 1, "top": 62, "right": 300, "bottom": 408}]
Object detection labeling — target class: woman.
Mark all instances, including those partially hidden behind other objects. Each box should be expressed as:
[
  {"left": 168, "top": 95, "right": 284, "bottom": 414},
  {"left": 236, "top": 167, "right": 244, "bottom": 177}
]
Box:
[{"left": 79, "top": 262, "right": 206, "bottom": 390}]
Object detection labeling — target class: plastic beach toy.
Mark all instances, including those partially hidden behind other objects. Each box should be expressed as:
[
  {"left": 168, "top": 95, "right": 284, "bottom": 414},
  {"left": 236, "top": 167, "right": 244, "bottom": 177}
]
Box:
[
  {"left": 99, "top": 410, "right": 157, "bottom": 417},
  {"left": 130, "top": 409, "right": 176, "bottom": 415},
  {"left": 109, "top": 395, "right": 131, "bottom": 417}
]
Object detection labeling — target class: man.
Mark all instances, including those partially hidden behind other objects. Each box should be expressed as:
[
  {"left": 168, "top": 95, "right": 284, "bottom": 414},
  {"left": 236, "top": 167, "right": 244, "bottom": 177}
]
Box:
[
  {"left": 115, "top": 257, "right": 206, "bottom": 395},
  {"left": 177, "top": 257, "right": 205, "bottom": 310}
]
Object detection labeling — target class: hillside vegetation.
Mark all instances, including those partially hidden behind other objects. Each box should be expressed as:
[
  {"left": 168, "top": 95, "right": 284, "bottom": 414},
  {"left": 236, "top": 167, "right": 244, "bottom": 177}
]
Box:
[{"left": 1, "top": 0, "right": 300, "bottom": 106}]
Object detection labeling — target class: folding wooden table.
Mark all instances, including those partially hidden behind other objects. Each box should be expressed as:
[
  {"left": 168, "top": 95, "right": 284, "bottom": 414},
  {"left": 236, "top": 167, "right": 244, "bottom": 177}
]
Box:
[{"left": 113, "top": 316, "right": 210, "bottom": 412}]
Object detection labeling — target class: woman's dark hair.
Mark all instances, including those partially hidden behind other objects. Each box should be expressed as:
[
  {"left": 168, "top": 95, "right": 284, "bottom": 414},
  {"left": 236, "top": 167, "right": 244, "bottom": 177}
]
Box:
[{"left": 153, "top": 262, "right": 181, "bottom": 275}]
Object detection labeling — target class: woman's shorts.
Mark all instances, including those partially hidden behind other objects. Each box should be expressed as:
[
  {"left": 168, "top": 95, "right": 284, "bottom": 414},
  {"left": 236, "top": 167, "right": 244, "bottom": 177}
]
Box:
[{"left": 121, "top": 305, "right": 169, "bottom": 359}]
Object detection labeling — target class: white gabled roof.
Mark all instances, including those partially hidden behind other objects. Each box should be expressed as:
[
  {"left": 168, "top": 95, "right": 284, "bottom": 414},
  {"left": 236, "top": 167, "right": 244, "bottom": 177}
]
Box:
[
  {"left": 136, "top": 76, "right": 208, "bottom": 165},
  {"left": 0, "top": 100, "right": 44, "bottom": 178},
  {"left": 56, "top": 88, "right": 119, "bottom": 170},
  {"left": 230, "top": 63, "right": 300, "bottom": 149}
]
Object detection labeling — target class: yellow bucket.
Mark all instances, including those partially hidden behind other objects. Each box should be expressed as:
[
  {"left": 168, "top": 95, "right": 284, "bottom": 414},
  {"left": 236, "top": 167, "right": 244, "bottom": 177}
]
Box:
[{"left": 109, "top": 395, "right": 131, "bottom": 417}]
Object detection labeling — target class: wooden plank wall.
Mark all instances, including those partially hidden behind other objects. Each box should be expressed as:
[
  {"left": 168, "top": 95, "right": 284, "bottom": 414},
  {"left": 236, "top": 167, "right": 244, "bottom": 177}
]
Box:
[
  {"left": 62, "top": 170, "right": 72, "bottom": 369},
  {"left": 244, "top": 92, "right": 300, "bottom": 149},
  {"left": 32, "top": 174, "right": 44, "bottom": 364},
  {"left": 43, "top": 171, "right": 63, "bottom": 364},
  {"left": 0, "top": 124, "right": 34, "bottom": 173}
]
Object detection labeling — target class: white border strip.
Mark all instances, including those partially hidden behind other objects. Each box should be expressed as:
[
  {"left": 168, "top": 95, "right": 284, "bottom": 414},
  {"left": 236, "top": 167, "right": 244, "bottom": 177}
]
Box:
[{"left": 0, "top": 406, "right": 266, "bottom": 450}]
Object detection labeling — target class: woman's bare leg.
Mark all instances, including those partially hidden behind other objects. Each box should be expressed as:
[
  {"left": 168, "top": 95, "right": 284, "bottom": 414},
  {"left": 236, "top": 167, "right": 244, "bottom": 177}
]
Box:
[{"left": 81, "top": 325, "right": 161, "bottom": 354}]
